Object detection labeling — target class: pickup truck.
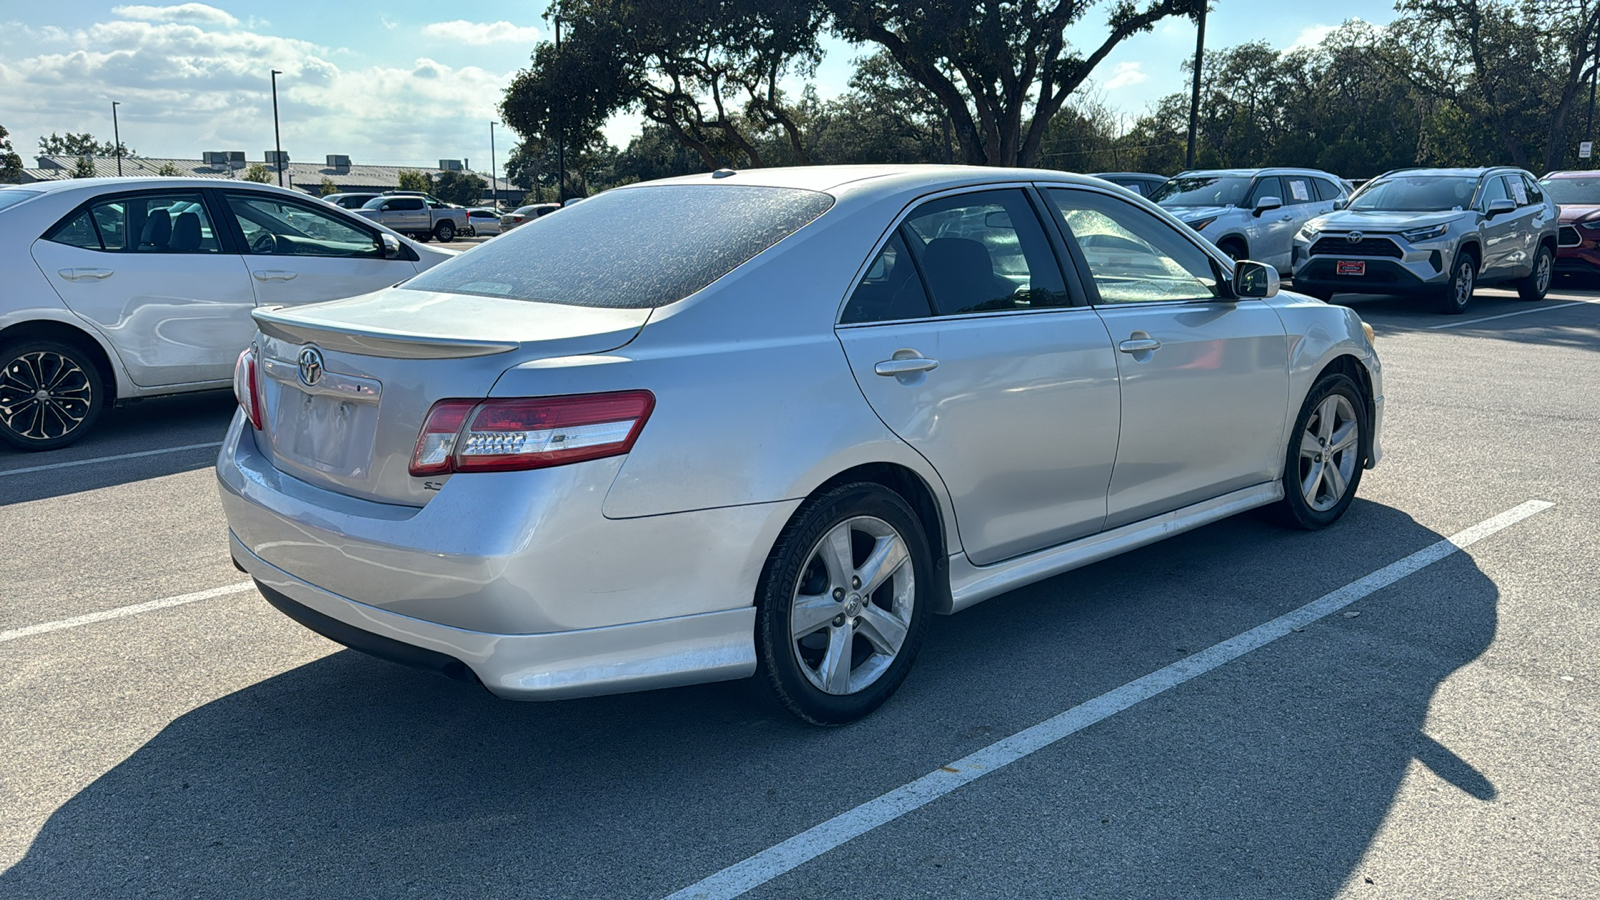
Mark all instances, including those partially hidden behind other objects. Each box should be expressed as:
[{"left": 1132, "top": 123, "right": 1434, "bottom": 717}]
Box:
[{"left": 351, "top": 193, "right": 471, "bottom": 242}]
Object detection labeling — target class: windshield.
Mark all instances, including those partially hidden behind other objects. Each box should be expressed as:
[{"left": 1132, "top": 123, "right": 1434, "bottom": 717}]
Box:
[
  {"left": 1541, "top": 177, "right": 1600, "bottom": 205},
  {"left": 0, "top": 189, "right": 43, "bottom": 212},
  {"left": 1150, "top": 176, "right": 1252, "bottom": 208},
  {"left": 1350, "top": 175, "right": 1479, "bottom": 211},
  {"left": 406, "top": 184, "right": 834, "bottom": 309}
]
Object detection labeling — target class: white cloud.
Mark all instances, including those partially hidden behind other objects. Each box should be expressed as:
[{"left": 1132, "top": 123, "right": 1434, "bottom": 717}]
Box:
[
  {"left": 112, "top": 4, "right": 240, "bottom": 28},
  {"left": 1, "top": 18, "right": 516, "bottom": 167},
  {"left": 1104, "top": 61, "right": 1148, "bottom": 91},
  {"left": 1287, "top": 24, "right": 1339, "bottom": 52},
  {"left": 421, "top": 20, "right": 540, "bottom": 46}
]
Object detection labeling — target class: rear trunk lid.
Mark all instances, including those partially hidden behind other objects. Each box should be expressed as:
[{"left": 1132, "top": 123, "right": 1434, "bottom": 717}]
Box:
[{"left": 250, "top": 287, "right": 649, "bottom": 506}]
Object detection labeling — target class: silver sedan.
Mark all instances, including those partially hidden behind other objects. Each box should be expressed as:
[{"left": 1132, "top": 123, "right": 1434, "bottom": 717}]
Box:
[{"left": 218, "top": 165, "right": 1384, "bottom": 725}]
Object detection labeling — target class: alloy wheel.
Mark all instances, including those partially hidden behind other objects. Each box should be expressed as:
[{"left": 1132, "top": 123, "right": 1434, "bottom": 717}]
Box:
[
  {"left": 1536, "top": 253, "right": 1552, "bottom": 294},
  {"left": 1298, "top": 394, "right": 1360, "bottom": 512},
  {"left": 1452, "top": 262, "right": 1475, "bottom": 310},
  {"left": 0, "top": 350, "right": 95, "bottom": 442},
  {"left": 789, "top": 515, "right": 915, "bottom": 696}
]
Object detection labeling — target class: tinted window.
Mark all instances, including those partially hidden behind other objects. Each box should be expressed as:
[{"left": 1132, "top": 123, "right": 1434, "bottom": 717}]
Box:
[
  {"left": 1351, "top": 175, "right": 1478, "bottom": 211},
  {"left": 406, "top": 185, "right": 833, "bottom": 309},
  {"left": 1522, "top": 175, "right": 1545, "bottom": 204},
  {"left": 1046, "top": 188, "right": 1223, "bottom": 304},
  {"left": 898, "top": 189, "right": 1068, "bottom": 315},
  {"left": 47, "top": 209, "right": 102, "bottom": 249},
  {"left": 1479, "top": 176, "right": 1510, "bottom": 211},
  {"left": 1150, "top": 175, "right": 1252, "bottom": 208},
  {"left": 841, "top": 231, "right": 933, "bottom": 324},
  {"left": 386, "top": 198, "right": 424, "bottom": 211},
  {"left": 1246, "top": 177, "right": 1285, "bottom": 207},
  {"left": 224, "top": 193, "right": 382, "bottom": 258},
  {"left": 92, "top": 202, "right": 127, "bottom": 251},
  {"left": 1313, "top": 178, "right": 1344, "bottom": 202}
]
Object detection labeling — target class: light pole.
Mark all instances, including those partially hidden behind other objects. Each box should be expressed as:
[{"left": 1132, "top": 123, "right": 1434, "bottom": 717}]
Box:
[
  {"left": 270, "top": 69, "right": 284, "bottom": 187},
  {"left": 555, "top": 11, "right": 565, "bottom": 205},
  {"left": 1186, "top": 3, "right": 1207, "bottom": 171},
  {"left": 110, "top": 101, "right": 123, "bottom": 176},
  {"left": 490, "top": 121, "right": 498, "bottom": 207}
]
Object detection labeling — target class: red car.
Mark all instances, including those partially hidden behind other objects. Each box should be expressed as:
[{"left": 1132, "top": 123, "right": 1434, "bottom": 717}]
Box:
[{"left": 1541, "top": 171, "right": 1600, "bottom": 276}]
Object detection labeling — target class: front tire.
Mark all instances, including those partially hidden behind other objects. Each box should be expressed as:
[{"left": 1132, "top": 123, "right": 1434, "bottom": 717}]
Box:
[
  {"left": 1517, "top": 244, "right": 1553, "bottom": 301},
  {"left": 0, "top": 339, "right": 107, "bottom": 451},
  {"left": 1438, "top": 255, "right": 1476, "bottom": 314},
  {"left": 755, "top": 483, "right": 932, "bottom": 725},
  {"left": 1275, "top": 373, "right": 1367, "bottom": 530}
]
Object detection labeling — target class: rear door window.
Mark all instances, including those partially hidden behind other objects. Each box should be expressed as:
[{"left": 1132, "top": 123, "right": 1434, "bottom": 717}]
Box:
[
  {"left": 896, "top": 189, "right": 1069, "bottom": 315},
  {"left": 1282, "top": 176, "right": 1315, "bottom": 205},
  {"left": 841, "top": 231, "right": 934, "bottom": 324}
]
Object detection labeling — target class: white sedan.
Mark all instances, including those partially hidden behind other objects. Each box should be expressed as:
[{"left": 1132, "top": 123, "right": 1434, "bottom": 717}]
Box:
[
  {"left": 465, "top": 208, "right": 503, "bottom": 236},
  {"left": 0, "top": 178, "right": 454, "bottom": 450}
]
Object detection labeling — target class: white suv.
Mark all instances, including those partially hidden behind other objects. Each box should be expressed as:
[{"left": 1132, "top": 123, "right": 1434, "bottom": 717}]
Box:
[{"left": 1150, "top": 168, "right": 1350, "bottom": 274}]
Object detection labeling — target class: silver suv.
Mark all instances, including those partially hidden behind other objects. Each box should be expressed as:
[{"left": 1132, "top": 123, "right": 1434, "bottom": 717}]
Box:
[
  {"left": 1150, "top": 168, "right": 1349, "bottom": 274},
  {"left": 1291, "top": 167, "right": 1558, "bottom": 313}
]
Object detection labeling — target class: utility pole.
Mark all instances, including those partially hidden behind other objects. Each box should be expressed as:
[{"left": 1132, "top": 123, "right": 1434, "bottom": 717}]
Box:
[
  {"left": 490, "top": 121, "right": 498, "bottom": 207},
  {"left": 555, "top": 12, "right": 565, "bottom": 205},
  {"left": 1186, "top": 3, "right": 1207, "bottom": 171},
  {"left": 270, "top": 69, "right": 284, "bottom": 187},
  {"left": 111, "top": 101, "right": 123, "bottom": 176}
]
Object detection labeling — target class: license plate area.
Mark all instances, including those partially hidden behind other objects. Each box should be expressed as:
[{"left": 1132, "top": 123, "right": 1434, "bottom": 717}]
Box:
[
  {"left": 1336, "top": 260, "right": 1366, "bottom": 276},
  {"left": 260, "top": 356, "right": 383, "bottom": 480}
]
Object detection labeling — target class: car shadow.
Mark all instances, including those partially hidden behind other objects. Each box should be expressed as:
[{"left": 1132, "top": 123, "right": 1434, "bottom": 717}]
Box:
[
  {"left": 0, "top": 392, "right": 236, "bottom": 506},
  {"left": 0, "top": 500, "right": 1501, "bottom": 899},
  {"left": 1318, "top": 288, "right": 1600, "bottom": 355}
]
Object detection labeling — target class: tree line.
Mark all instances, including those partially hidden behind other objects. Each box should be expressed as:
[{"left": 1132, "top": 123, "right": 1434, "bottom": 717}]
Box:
[{"left": 498, "top": 0, "right": 1600, "bottom": 199}]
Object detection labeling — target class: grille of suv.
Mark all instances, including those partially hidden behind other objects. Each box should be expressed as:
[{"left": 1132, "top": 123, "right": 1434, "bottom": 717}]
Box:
[
  {"left": 1310, "top": 237, "right": 1403, "bottom": 258},
  {"left": 1559, "top": 225, "right": 1581, "bottom": 247}
]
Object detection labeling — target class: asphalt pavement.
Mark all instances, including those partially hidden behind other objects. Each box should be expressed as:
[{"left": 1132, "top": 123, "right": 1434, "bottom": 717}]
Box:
[{"left": 2, "top": 284, "right": 1597, "bottom": 899}]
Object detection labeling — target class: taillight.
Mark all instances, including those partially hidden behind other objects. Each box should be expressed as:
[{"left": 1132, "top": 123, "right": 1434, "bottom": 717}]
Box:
[
  {"left": 233, "top": 347, "right": 263, "bottom": 430},
  {"left": 409, "top": 391, "right": 654, "bottom": 477}
]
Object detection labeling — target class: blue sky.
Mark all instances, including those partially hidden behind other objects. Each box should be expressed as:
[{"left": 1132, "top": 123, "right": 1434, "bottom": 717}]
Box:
[{"left": 1, "top": 1, "right": 1404, "bottom": 175}]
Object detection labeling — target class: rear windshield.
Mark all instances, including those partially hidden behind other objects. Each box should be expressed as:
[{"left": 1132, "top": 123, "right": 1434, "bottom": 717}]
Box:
[
  {"left": 405, "top": 184, "right": 835, "bottom": 309},
  {"left": 0, "top": 189, "right": 43, "bottom": 212},
  {"left": 1350, "top": 175, "right": 1479, "bottom": 211},
  {"left": 1541, "top": 177, "right": 1600, "bottom": 205}
]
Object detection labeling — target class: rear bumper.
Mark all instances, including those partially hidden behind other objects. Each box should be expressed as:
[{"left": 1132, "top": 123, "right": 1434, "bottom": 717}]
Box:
[{"left": 235, "top": 534, "right": 758, "bottom": 700}]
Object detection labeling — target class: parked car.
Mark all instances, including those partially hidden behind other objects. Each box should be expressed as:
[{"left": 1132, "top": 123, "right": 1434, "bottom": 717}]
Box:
[
  {"left": 352, "top": 194, "right": 471, "bottom": 242},
  {"left": 1292, "top": 167, "right": 1558, "bottom": 313},
  {"left": 324, "top": 192, "right": 380, "bottom": 210},
  {"left": 465, "top": 208, "right": 504, "bottom": 236},
  {"left": 1149, "top": 168, "right": 1349, "bottom": 273},
  {"left": 0, "top": 178, "right": 454, "bottom": 450},
  {"left": 1091, "top": 172, "right": 1168, "bottom": 197},
  {"left": 218, "top": 165, "right": 1383, "bottom": 724},
  {"left": 499, "top": 203, "right": 560, "bottom": 231},
  {"left": 1538, "top": 171, "right": 1600, "bottom": 277}
]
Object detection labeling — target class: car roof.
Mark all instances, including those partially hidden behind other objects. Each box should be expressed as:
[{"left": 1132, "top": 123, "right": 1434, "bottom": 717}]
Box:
[
  {"left": 619, "top": 164, "right": 1139, "bottom": 204},
  {"left": 13, "top": 177, "right": 324, "bottom": 199},
  {"left": 1372, "top": 167, "right": 1524, "bottom": 178},
  {"left": 1092, "top": 172, "right": 1167, "bottom": 180},
  {"left": 1171, "top": 167, "right": 1338, "bottom": 178},
  {"left": 1541, "top": 170, "right": 1598, "bottom": 180}
]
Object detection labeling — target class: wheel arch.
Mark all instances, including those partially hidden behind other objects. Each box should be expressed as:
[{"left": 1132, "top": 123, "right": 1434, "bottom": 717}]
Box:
[
  {"left": 0, "top": 317, "right": 122, "bottom": 406},
  {"left": 1456, "top": 239, "right": 1482, "bottom": 268},
  {"left": 1310, "top": 353, "right": 1375, "bottom": 469},
  {"left": 1215, "top": 233, "right": 1249, "bottom": 258}
]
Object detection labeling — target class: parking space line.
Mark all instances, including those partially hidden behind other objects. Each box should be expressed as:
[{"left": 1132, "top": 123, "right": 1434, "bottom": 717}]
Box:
[
  {"left": 0, "top": 582, "right": 253, "bottom": 645},
  {"left": 1429, "top": 299, "right": 1597, "bottom": 330},
  {"left": 0, "top": 441, "right": 223, "bottom": 478},
  {"left": 662, "top": 499, "right": 1554, "bottom": 900}
]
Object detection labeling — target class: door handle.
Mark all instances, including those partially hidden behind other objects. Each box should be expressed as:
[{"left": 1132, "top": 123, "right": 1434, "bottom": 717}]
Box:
[
  {"left": 58, "top": 268, "right": 113, "bottom": 281},
  {"left": 252, "top": 270, "right": 298, "bottom": 282},
  {"left": 1119, "top": 338, "right": 1162, "bottom": 353},
  {"left": 874, "top": 356, "right": 939, "bottom": 376}
]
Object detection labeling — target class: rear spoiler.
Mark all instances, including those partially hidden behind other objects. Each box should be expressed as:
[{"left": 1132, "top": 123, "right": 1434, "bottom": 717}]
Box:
[{"left": 252, "top": 306, "right": 519, "bottom": 359}]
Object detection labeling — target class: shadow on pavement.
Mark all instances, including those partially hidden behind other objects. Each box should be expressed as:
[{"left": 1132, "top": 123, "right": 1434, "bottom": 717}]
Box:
[
  {"left": 1328, "top": 288, "right": 1600, "bottom": 356},
  {"left": 0, "top": 392, "right": 235, "bottom": 506},
  {"left": 0, "top": 501, "right": 1501, "bottom": 899}
]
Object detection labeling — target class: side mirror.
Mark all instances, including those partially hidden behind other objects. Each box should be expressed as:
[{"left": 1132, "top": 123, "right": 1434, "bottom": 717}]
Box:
[
  {"left": 1486, "top": 198, "right": 1516, "bottom": 217},
  {"left": 1253, "top": 196, "right": 1283, "bottom": 216},
  {"left": 1332, "top": 198, "right": 1348, "bottom": 211},
  {"left": 381, "top": 233, "right": 403, "bottom": 260},
  {"left": 1233, "top": 259, "right": 1280, "bottom": 298}
]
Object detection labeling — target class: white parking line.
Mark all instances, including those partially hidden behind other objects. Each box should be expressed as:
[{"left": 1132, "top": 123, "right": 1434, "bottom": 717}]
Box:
[
  {"left": 0, "top": 582, "right": 253, "bottom": 644},
  {"left": 0, "top": 441, "right": 222, "bottom": 478},
  {"left": 1429, "top": 299, "right": 1598, "bottom": 330},
  {"left": 663, "top": 499, "right": 1554, "bottom": 900}
]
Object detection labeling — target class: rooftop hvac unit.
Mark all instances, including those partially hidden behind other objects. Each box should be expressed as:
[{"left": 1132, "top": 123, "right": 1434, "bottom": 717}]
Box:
[
  {"left": 228, "top": 151, "right": 245, "bottom": 168},
  {"left": 265, "top": 150, "right": 290, "bottom": 167},
  {"left": 203, "top": 151, "right": 229, "bottom": 168},
  {"left": 438, "top": 159, "right": 463, "bottom": 171},
  {"left": 326, "top": 154, "right": 351, "bottom": 169}
]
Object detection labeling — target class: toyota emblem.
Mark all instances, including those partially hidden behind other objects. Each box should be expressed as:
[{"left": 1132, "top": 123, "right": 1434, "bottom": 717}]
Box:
[
  {"left": 297, "top": 346, "right": 325, "bottom": 387},
  {"left": 1346, "top": 231, "right": 1364, "bottom": 243}
]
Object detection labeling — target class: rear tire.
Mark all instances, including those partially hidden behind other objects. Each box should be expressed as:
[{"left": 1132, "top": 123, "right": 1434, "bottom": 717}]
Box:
[
  {"left": 1437, "top": 255, "right": 1476, "bottom": 314},
  {"left": 435, "top": 221, "right": 456, "bottom": 242},
  {"left": 755, "top": 483, "right": 932, "bottom": 726},
  {"left": 1274, "top": 373, "right": 1367, "bottom": 530},
  {"left": 0, "top": 338, "right": 107, "bottom": 451},
  {"left": 1517, "top": 245, "right": 1553, "bottom": 301}
]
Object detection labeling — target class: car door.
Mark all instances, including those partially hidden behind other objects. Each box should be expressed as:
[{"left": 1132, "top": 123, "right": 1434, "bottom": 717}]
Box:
[
  {"left": 1041, "top": 185, "right": 1291, "bottom": 529},
  {"left": 218, "top": 190, "right": 421, "bottom": 307},
  {"left": 1281, "top": 174, "right": 1331, "bottom": 239},
  {"left": 30, "top": 189, "right": 256, "bottom": 387},
  {"left": 1508, "top": 174, "right": 1550, "bottom": 275},
  {"left": 1477, "top": 175, "right": 1521, "bottom": 279},
  {"left": 1243, "top": 176, "right": 1297, "bottom": 271},
  {"left": 835, "top": 187, "right": 1122, "bottom": 566}
]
